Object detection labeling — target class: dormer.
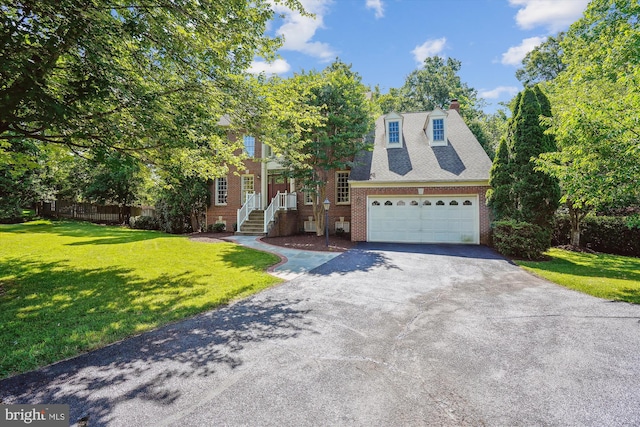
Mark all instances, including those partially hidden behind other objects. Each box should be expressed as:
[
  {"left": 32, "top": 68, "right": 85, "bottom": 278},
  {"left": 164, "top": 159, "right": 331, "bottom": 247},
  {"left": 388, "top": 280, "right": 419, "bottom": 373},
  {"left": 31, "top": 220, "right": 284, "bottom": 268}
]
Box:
[
  {"left": 424, "top": 107, "right": 448, "bottom": 147},
  {"left": 384, "top": 112, "right": 403, "bottom": 148}
]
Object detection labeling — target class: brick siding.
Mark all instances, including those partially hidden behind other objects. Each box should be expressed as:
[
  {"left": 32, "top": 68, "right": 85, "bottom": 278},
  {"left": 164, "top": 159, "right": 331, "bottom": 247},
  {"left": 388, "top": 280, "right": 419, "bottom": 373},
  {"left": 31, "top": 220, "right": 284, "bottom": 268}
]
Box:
[
  {"left": 206, "top": 139, "right": 353, "bottom": 234},
  {"left": 205, "top": 134, "right": 263, "bottom": 231}
]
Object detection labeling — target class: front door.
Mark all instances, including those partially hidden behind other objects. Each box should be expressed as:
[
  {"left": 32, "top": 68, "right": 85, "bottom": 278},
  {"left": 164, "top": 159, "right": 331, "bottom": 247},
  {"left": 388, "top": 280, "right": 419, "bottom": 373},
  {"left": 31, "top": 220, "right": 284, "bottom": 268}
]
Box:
[{"left": 268, "top": 174, "right": 288, "bottom": 201}]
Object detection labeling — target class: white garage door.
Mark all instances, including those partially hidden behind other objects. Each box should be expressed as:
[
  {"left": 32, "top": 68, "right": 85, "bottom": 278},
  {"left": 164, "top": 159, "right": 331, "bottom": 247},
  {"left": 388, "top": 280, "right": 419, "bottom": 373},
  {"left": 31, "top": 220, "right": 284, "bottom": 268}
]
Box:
[{"left": 367, "top": 196, "right": 479, "bottom": 244}]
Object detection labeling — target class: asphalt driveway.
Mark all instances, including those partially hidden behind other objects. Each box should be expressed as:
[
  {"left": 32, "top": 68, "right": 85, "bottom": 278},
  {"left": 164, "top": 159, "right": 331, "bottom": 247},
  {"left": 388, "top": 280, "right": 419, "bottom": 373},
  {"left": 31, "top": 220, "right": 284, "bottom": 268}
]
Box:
[{"left": 2, "top": 243, "right": 639, "bottom": 426}]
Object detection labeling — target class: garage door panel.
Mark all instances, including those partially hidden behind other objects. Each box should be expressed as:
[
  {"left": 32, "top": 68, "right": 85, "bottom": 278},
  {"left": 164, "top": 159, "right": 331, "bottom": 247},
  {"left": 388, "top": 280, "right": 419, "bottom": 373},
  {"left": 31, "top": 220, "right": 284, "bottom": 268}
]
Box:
[{"left": 368, "top": 196, "right": 479, "bottom": 244}]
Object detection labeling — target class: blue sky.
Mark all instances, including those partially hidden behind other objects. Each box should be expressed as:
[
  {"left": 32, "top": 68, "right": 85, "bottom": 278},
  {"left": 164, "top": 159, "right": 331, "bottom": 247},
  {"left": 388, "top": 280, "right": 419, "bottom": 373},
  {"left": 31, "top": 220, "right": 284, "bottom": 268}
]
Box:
[{"left": 248, "top": 0, "right": 590, "bottom": 113}]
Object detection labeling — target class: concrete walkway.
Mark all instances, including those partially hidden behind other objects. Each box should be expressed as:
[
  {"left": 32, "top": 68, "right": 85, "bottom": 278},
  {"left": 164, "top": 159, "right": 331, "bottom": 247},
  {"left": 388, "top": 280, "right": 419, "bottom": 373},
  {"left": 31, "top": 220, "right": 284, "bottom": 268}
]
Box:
[{"left": 224, "top": 236, "right": 342, "bottom": 280}]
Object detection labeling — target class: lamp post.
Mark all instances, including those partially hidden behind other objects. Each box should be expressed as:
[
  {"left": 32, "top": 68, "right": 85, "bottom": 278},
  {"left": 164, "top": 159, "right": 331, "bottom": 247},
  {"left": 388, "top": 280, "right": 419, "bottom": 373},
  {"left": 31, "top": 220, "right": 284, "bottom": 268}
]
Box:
[{"left": 323, "top": 198, "right": 330, "bottom": 247}]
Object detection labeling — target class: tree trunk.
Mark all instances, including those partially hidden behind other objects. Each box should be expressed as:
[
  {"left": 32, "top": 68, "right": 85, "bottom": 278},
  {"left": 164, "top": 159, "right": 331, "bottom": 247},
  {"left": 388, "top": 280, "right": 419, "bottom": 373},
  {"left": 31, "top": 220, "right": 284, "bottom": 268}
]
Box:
[
  {"left": 191, "top": 211, "right": 200, "bottom": 233},
  {"left": 567, "top": 202, "right": 585, "bottom": 247},
  {"left": 313, "top": 185, "right": 327, "bottom": 237}
]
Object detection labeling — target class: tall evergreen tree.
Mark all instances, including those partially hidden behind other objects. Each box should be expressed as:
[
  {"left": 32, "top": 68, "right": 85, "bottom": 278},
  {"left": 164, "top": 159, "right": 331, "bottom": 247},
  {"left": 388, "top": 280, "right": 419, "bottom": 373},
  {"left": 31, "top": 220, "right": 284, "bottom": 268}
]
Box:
[
  {"left": 486, "top": 138, "right": 514, "bottom": 219},
  {"left": 510, "top": 86, "right": 561, "bottom": 226},
  {"left": 486, "top": 86, "right": 560, "bottom": 226}
]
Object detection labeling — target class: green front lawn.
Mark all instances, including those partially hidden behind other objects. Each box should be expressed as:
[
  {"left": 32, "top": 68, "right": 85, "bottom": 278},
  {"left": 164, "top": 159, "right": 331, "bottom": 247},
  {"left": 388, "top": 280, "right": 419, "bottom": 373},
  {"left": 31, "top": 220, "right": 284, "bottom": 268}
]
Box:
[
  {"left": 0, "top": 220, "right": 281, "bottom": 378},
  {"left": 517, "top": 248, "right": 640, "bottom": 304}
]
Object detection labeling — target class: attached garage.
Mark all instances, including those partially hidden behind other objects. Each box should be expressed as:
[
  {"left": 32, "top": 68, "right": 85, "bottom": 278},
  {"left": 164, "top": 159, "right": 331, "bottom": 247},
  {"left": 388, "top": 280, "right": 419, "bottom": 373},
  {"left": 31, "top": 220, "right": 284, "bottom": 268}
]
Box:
[
  {"left": 367, "top": 195, "right": 479, "bottom": 244},
  {"left": 349, "top": 109, "right": 493, "bottom": 244}
]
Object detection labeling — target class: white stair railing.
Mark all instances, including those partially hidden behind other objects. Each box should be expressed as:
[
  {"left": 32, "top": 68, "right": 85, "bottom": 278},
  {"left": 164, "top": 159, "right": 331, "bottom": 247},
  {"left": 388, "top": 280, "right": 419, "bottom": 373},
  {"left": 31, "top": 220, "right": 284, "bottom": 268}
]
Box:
[
  {"left": 237, "top": 192, "right": 260, "bottom": 231},
  {"left": 286, "top": 192, "right": 297, "bottom": 210},
  {"left": 263, "top": 191, "right": 298, "bottom": 232},
  {"left": 263, "top": 192, "right": 282, "bottom": 232}
]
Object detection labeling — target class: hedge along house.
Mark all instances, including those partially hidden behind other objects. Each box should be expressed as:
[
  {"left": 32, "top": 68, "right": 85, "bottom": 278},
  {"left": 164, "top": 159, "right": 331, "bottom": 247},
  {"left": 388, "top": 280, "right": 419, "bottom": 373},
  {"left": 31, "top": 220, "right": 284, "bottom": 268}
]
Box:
[
  {"left": 206, "top": 101, "right": 492, "bottom": 244},
  {"left": 349, "top": 101, "right": 493, "bottom": 244}
]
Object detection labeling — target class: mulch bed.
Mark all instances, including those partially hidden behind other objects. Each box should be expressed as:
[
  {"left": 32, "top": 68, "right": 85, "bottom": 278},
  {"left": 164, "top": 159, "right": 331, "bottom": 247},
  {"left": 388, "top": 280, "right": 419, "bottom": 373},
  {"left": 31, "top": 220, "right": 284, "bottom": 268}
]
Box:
[{"left": 262, "top": 233, "right": 357, "bottom": 252}]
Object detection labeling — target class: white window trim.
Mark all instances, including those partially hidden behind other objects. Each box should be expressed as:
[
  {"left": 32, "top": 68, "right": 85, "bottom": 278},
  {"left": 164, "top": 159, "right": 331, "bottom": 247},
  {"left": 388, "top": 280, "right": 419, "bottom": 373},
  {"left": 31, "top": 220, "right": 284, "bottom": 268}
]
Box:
[
  {"left": 426, "top": 109, "right": 448, "bottom": 147},
  {"left": 336, "top": 171, "right": 351, "bottom": 205},
  {"left": 215, "top": 177, "right": 228, "bottom": 206},
  {"left": 304, "top": 191, "right": 314, "bottom": 205},
  {"left": 384, "top": 112, "right": 404, "bottom": 148}
]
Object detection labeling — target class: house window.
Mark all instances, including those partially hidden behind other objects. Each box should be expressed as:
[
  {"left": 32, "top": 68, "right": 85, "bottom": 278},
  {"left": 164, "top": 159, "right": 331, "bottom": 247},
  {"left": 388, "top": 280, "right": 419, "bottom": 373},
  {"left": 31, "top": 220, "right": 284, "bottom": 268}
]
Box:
[
  {"left": 241, "top": 175, "right": 254, "bottom": 204},
  {"left": 215, "top": 177, "right": 227, "bottom": 205},
  {"left": 388, "top": 121, "right": 400, "bottom": 144},
  {"left": 336, "top": 171, "right": 350, "bottom": 204},
  {"left": 243, "top": 135, "right": 256, "bottom": 157},
  {"left": 433, "top": 119, "right": 444, "bottom": 141},
  {"left": 304, "top": 191, "right": 314, "bottom": 205}
]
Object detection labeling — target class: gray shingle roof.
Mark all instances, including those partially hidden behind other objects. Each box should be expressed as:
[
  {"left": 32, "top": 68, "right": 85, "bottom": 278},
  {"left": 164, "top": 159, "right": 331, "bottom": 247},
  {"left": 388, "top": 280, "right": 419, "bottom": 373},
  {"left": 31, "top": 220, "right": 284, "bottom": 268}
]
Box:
[{"left": 350, "top": 110, "right": 491, "bottom": 183}]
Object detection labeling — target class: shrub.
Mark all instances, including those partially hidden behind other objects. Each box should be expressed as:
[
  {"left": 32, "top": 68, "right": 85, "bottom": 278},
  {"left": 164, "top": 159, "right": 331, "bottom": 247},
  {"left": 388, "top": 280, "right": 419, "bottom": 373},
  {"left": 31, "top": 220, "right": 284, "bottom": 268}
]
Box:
[
  {"left": 552, "top": 213, "right": 640, "bottom": 257},
  {"left": 581, "top": 216, "right": 640, "bottom": 256},
  {"left": 207, "top": 222, "right": 226, "bottom": 233},
  {"left": 552, "top": 213, "right": 572, "bottom": 246},
  {"left": 492, "top": 220, "right": 551, "bottom": 260},
  {"left": 129, "top": 215, "right": 159, "bottom": 230},
  {"left": 0, "top": 197, "right": 23, "bottom": 224},
  {"left": 155, "top": 198, "right": 189, "bottom": 234}
]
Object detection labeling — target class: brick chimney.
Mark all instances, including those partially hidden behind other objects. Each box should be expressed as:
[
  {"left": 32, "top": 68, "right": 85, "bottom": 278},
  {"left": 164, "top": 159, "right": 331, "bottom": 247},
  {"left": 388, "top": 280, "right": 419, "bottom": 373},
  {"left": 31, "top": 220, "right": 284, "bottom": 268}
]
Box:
[{"left": 449, "top": 99, "right": 460, "bottom": 113}]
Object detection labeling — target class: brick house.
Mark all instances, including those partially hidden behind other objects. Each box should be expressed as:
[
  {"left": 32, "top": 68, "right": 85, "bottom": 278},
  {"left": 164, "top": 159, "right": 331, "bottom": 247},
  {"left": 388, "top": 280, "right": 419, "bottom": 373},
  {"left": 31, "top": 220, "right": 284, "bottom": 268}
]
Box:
[{"left": 206, "top": 101, "right": 492, "bottom": 245}]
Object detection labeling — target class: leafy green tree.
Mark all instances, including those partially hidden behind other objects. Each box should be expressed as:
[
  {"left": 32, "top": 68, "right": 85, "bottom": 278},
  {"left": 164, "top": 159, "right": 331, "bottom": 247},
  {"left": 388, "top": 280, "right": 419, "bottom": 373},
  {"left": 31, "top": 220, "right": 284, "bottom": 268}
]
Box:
[
  {"left": 380, "top": 57, "right": 484, "bottom": 120},
  {"left": 0, "top": 0, "right": 303, "bottom": 180},
  {"left": 0, "top": 139, "right": 40, "bottom": 221},
  {"left": 83, "top": 150, "right": 147, "bottom": 223},
  {"left": 264, "top": 60, "right": 374, "bottom": 235},
  {"left": 516, "top": 33, "right": 566, "bottom": 87},
  {"left": 536, "top": 0, "right": 640, "bottom": 246},
  {"left": 155, "top": 171, "right": 211, "bottom": 234}
]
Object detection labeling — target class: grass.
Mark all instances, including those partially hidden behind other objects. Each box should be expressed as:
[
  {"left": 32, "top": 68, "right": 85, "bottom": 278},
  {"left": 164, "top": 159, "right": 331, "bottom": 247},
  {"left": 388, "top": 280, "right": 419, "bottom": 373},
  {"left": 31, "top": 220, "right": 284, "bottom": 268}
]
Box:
[
  {"left": 0, "top": 219, "right": 281, "bottom": 378},
  {"left": 517, "top": 248, "right": 640, "bottom": 304}
]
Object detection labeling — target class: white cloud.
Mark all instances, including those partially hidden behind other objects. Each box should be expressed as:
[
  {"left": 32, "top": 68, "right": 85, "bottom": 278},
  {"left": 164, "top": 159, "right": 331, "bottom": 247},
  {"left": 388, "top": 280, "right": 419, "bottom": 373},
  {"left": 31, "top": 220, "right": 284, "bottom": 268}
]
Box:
[
  {"left": 247, "top": 59, "right": 291, "bottom": 75},
  {"left": 272, "top": 0, "right": 336, "bottom": 61},
  {"left": 366, "top": 0, "right": 384, "bottom": 19},
  {"left": 501, "top": 36, "right": 546, "bottom": 66},
  {"left": 411, "top": 37, "right": 447, "bottom": 65},
  {"left": 509, "top": 0, "right": 590, "bottom": 32},
  {"left": 480, "top": 86, "right": 519, "bottom": 99}
]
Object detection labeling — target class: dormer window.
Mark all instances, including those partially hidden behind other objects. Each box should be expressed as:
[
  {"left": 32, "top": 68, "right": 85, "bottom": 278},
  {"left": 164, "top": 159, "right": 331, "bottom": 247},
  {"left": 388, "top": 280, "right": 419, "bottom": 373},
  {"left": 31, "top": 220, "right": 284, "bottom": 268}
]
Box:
[
  {"left": 433, "top": 118, "right": 444, "bottom": 141},
  {"left": 424, "top": 107, "right": 448, "bottom": 147},
  {"left": 384, "top": 112, "right": 404, "bottom": 147},
  {"left": 388, "top": 121, "right": 400, "bottom": 143}
]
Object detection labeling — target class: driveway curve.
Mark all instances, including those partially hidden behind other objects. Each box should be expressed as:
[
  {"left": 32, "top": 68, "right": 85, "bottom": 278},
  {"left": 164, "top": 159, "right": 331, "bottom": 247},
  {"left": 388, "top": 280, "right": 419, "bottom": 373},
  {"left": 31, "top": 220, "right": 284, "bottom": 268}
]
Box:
[{"left": 2, "top": 243, "right": 639, "bottom": 426}]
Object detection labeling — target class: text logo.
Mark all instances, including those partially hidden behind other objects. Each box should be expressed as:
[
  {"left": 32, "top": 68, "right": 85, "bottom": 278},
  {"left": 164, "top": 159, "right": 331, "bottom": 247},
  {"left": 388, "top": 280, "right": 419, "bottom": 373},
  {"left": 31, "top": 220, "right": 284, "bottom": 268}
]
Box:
[{"left": 2, "top": 405, "right": 69, "bottom": 426}]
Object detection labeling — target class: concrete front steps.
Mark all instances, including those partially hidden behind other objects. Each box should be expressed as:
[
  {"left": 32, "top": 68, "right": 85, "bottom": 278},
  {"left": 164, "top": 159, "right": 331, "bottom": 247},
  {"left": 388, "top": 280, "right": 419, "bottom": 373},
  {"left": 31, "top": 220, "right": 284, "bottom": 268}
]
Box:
[{"left": 235, "top": 210, "right": 266, "bottom": 236}]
